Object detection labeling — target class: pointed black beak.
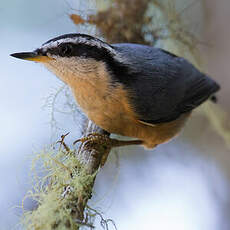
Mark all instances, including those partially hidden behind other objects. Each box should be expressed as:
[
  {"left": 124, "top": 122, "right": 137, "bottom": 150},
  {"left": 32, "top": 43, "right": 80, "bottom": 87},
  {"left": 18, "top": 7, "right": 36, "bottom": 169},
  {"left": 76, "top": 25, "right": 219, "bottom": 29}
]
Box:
[
  {"left": 10, "top": 51, "right": 53, "bottom": 62},
  {"left": 10, "top": 52, "right": 39, "bottom": 60}
]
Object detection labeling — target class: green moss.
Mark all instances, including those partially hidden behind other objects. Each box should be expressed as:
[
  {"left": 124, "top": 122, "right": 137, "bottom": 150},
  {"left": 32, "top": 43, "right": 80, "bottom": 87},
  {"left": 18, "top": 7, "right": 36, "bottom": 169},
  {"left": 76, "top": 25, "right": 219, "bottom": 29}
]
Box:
[{"left": 21, "top": 146, "right": 96, "bottom": 230}]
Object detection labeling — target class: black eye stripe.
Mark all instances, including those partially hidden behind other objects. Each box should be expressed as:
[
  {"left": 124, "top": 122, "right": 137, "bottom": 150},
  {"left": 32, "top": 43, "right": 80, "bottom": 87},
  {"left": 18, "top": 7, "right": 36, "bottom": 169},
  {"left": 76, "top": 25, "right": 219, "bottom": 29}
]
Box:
[
  {"left": 46, "top": 43, "right": 114, "bottom": 60},
  {"left": 59, "top": 44, "right": 73, "bottom": 57},
  {"left": 44, "top": 43, "right": 73, "bottom": 57}
]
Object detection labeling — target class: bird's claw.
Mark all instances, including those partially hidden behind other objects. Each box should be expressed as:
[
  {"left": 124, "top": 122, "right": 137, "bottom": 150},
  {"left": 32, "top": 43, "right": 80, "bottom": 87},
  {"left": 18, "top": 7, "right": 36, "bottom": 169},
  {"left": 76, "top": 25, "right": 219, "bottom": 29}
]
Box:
[
  {"left": 73, "top": 133, "right": 111, "bottom": 147},
  {"left": 74, "top": 133, "right": 113, "bottom": 166}
]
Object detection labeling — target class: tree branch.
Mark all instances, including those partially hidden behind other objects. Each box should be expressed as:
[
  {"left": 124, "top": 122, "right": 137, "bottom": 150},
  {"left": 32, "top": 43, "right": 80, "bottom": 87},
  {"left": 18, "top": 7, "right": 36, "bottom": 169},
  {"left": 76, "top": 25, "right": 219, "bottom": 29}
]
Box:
[{"left": 74, "top": 119, "right": 110, "bottom": 226}]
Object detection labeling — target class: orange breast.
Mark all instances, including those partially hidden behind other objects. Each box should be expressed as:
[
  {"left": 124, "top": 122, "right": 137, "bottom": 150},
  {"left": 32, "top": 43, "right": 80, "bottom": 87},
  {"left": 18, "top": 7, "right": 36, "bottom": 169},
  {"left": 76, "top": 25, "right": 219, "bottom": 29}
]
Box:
[{"left": 69, "top": 74, "right": 137, "bottom": 134}]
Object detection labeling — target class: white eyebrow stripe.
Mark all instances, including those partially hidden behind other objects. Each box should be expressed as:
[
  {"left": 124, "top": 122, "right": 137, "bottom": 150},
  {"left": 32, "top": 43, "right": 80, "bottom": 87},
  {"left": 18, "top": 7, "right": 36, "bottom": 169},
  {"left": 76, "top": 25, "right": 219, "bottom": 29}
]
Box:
[{"left": 41, "top": 37, "right": 116, "bottom": 54}]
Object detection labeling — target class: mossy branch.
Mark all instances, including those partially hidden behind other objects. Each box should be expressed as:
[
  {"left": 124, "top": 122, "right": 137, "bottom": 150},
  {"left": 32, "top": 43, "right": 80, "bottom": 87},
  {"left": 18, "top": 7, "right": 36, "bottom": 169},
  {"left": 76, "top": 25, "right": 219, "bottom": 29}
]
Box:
[{"left": 22, "top": 120, "right": 112, "bottom": 230}]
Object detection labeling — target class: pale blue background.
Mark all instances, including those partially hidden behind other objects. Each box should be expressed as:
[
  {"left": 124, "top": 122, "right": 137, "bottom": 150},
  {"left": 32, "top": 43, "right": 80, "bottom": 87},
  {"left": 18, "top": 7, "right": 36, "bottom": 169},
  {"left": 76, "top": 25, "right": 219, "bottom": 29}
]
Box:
[{"left": 0, "top": 1, "right": 230, "bottom": 230}]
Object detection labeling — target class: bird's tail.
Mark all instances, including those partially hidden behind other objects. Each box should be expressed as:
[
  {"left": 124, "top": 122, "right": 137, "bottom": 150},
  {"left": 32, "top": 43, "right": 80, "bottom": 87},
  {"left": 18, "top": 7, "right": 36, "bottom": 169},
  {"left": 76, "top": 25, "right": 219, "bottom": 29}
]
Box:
[{"left": 179, "top": 74, "right": 220, "bottom": 113}]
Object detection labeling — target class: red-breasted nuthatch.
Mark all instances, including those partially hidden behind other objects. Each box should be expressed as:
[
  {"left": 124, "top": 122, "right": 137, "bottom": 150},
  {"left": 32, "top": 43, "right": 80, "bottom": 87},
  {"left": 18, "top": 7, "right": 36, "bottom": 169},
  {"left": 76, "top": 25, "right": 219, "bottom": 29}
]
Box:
[{"left": 11, "top": 33, "right": 220, "bottom": 149}]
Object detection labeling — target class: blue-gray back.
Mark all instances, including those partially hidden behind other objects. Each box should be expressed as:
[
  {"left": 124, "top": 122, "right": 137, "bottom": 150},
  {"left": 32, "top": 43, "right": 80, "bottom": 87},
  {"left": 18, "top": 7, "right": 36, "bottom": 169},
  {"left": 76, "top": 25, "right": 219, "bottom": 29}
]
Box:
[{"left": 112, "top": 43, "right": 220, "bottom": 124}]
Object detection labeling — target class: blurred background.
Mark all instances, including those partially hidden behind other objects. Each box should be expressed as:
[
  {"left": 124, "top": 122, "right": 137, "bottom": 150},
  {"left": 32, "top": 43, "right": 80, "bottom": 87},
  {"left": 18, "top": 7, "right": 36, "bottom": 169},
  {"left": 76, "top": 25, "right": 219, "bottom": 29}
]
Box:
[{"left": 1, "top": 0, "right": 230, "bottom": 229}]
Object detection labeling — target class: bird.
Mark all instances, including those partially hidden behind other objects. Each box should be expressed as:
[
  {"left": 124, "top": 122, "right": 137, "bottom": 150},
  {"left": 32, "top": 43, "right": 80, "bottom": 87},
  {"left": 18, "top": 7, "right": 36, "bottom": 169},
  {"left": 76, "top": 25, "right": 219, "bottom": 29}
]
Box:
[{"left": 11, "top": 33, "right": 220, "bottom": 150}]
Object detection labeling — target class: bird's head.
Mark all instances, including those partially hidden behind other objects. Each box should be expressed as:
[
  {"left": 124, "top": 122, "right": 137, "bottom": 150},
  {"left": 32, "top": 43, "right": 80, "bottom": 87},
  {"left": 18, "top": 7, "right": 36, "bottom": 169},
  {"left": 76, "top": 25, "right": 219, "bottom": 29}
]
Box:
[{"left": 11, "top": 33, "right": 124, "bottom": 85}]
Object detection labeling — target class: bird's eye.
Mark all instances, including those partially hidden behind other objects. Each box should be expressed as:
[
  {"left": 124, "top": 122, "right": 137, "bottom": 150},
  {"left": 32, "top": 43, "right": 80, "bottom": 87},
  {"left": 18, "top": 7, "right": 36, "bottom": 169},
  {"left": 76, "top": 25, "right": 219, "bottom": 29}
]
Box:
[{"left": 59, "top": 44, "right": 73, "bottom": 56}]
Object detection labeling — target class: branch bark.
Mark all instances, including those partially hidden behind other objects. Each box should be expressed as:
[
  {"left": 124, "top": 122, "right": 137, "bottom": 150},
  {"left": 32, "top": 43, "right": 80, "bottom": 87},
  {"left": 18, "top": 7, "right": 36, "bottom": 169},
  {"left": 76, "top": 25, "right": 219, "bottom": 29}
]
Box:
[{"left": 74, "top": 119, "right": 110, "bottom": 226}]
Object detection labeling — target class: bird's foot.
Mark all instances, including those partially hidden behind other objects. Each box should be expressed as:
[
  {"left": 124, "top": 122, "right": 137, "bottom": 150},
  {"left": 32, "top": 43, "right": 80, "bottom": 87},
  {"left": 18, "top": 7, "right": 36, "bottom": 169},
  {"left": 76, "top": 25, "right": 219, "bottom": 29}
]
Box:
[
  {"left": 74, "top": 133, "right": 143, "bottom": 166},
  {"left": 73, "top": 133, "right": 113, "bottom": 148},
  {"left": 74, "top": 133, "right": 114, "bottom": 166},
  {"left": 74, "top": 133, "right": 143, "bottom": 148}
]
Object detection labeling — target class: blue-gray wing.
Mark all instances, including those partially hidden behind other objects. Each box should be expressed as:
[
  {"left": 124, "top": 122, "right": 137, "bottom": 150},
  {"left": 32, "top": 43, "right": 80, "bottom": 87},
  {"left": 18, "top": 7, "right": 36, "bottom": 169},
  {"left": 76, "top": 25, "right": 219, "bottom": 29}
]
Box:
[{"left": 112, "top": 43, "right": 220, "bottom": 124}]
